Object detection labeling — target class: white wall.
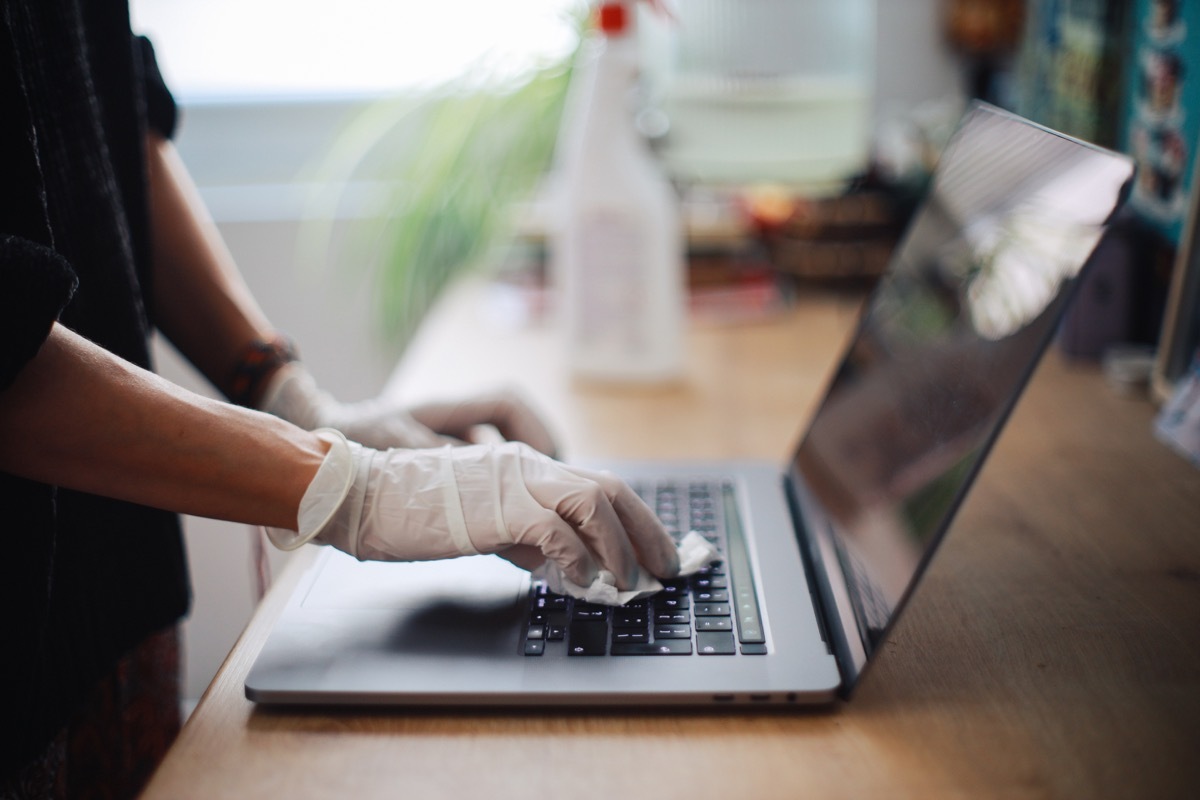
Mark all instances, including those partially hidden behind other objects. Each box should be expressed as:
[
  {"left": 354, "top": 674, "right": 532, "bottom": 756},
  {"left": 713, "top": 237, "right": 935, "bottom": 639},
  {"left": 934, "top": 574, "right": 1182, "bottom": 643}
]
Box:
[{"left": 163, "top": 0, "right": 964, "bottom": 707}]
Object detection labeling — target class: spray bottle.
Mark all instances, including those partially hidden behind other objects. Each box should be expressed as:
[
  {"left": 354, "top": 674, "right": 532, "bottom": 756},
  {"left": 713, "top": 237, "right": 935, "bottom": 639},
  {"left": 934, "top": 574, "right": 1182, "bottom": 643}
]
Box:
[{"left": 553, "top": 0, "right": 686, "bottom": 383}]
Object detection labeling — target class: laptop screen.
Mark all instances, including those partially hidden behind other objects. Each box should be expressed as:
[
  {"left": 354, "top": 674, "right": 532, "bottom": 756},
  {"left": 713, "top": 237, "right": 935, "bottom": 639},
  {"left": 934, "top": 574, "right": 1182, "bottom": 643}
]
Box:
[{"left": 789, "top": 104, "right": 1134, "bottom": 685}]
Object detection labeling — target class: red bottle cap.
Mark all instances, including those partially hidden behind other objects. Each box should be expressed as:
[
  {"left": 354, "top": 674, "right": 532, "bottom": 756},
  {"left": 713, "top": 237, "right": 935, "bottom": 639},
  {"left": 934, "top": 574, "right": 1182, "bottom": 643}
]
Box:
[{"left": 598, "top": 2, "right": 628, "bottom": 35}]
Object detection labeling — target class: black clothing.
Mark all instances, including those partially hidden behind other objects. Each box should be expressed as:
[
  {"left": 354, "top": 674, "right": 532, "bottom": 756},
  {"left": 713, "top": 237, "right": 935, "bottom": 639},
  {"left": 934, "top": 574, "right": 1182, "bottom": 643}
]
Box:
[{"left": 1, "top": 0, "right": 190, "bottom": 774}]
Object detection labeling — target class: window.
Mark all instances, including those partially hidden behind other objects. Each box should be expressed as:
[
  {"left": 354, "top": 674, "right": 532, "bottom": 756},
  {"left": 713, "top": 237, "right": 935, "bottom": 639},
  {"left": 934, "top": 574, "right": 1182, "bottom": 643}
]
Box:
[{"left": 131, "top": 0, "right": 581, "bottom": 101}]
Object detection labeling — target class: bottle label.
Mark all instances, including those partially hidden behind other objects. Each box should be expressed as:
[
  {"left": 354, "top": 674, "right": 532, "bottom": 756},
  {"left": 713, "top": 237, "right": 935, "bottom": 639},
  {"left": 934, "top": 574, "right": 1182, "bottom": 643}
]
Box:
[{"left": 577, "top": 212, "right": 647, "bottom": 358}]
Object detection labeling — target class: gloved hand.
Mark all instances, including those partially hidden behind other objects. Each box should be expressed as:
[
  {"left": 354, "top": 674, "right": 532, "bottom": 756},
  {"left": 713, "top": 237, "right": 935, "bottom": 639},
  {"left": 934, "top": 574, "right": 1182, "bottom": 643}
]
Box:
[
  {"left": 258, "top": 362, "right": 557, "bottom": 455},
  {"left": 266, "top": 430, "right": 681, "bottom": 590}
]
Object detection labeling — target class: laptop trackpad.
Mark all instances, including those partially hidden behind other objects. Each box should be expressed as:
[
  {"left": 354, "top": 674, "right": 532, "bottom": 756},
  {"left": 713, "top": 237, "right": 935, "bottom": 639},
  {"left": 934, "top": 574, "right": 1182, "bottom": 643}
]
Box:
[{"left": 300, "top": 552, "right": 528, "bottom": 657}]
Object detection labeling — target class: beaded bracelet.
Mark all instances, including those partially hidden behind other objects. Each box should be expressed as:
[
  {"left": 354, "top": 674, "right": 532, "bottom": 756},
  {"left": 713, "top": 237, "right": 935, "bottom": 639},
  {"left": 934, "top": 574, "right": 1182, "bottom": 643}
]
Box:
[{"left": 227, "top": 335, "right": 298, "bottom": 407}]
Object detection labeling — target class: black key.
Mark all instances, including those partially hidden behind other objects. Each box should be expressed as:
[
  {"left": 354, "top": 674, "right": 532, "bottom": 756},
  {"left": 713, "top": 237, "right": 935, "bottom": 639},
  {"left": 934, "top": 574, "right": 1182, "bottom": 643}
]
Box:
[
  {"left": 613, "top": 612, "right": 648, "bottom": 629},
  {"left": 696, "top": 631, "right": 736, "bottom": 655},
  {"left": 692, "top": 576, "right": 728, "bottom": 590},
  {"left": 535, "top": 595, "right": 568, "bottom": 611},
  {"left": 694, "top": 603, "right": 731, "bottom": 617},
  {"left": 611, "top": 640, "right": 692, "bottom": 656},
  {"left": 658, "top": 579, "right": 688, "bottom": 595},
  {"left": 654, "top": 610, "right": 691, "bottom": 624},
  {"left": 573, "top": 604, "right": 608, "bottom": 620},
  {"left": 526, "top": 624, "right": 546, "bottom": 640},
  {"left": 547, "top": 626, "right": 566, "bottom": 641},
  {"left": 653, "top": 625, "right": 691, "bottom": 639},
  {"left": 524, "top": 640, "right": 545, "bottom": 656},
  {"left": 529, "top": 611, "right": 549, "bottom": 625},
  {"left": 568, "top": 620, "right": 607, "bottom": 656},
  {"left": 623, "top": 599, "right": 650, "bottom": 611},
  {"left": 740, "top": 643, "right": 768, "bottom": 655},
  {"left": 692, "top": 590, "right": 729, "bottom": 603},
  {"left": 656, "top": 595, "right": 690, "bottom": 611},
  {"left": 695, "top": 617, "right": 732, "bottom": 632},
  {"left": 612, "top": 630, "right": 649, "bottom": 645}
]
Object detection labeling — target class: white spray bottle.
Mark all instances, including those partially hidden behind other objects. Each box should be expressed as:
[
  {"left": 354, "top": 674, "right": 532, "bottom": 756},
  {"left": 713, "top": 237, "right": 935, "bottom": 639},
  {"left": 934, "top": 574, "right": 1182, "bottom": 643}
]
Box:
[{"left": 552, "top": 0, "right": 686, "bottom": 383}]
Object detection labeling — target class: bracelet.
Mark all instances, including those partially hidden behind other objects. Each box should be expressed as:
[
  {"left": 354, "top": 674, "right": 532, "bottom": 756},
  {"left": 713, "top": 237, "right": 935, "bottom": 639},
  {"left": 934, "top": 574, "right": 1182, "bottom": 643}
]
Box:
[{"left": 227, "top": 334, "right": 298, "bottom": 407}]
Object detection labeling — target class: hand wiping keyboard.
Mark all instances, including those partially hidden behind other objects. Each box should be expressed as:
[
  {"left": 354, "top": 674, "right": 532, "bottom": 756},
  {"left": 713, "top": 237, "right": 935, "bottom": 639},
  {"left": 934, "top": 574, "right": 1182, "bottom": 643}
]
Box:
[{"left": 532, "top": 530, "right": 719, "bottom": 606}]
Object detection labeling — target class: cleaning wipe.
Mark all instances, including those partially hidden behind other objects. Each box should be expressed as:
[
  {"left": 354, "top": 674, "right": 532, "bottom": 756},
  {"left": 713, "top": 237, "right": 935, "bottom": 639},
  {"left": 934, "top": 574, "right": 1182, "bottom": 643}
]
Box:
[{"left": 532, "top": 530, "right": 720, "bottom": 606}]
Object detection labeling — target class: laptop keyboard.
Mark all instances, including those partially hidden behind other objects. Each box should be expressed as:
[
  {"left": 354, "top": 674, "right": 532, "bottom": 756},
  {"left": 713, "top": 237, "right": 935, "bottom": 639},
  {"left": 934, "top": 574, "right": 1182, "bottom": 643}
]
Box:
[{"left": 522, "top": 479, "right": 767, "bottom": 657}]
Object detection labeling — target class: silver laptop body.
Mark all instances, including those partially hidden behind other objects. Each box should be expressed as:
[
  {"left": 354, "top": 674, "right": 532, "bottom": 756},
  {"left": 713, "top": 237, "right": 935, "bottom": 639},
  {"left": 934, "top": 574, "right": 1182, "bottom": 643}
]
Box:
[{"left": 245, "top": 104, "right": 1134, "bottom": 707}]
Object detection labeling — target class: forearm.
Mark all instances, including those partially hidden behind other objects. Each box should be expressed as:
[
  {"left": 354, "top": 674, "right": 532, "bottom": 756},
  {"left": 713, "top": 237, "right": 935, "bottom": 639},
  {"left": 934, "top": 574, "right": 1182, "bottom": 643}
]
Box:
[
  {"left": 146, "top": 132, "right": 278, "bottom": 401},
  {"left": 0, "top": 324, "right": 325, "bottom": 529}
]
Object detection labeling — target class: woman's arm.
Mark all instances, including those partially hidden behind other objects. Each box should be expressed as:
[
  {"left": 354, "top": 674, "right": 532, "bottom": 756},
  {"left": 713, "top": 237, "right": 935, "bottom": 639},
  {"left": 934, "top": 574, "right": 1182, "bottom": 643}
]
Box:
[{"left": 0, "top": 322, "right": 324, "bottom": 529}]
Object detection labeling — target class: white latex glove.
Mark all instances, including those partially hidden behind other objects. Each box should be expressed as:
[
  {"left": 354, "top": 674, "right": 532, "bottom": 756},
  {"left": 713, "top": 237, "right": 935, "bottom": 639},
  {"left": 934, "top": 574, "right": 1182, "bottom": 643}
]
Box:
[
  {"left": 258, "top": 362, "right": 557, "bottom": 455},
  {"left": 266, "top": 430, "right": 680, "bottom": 590}
]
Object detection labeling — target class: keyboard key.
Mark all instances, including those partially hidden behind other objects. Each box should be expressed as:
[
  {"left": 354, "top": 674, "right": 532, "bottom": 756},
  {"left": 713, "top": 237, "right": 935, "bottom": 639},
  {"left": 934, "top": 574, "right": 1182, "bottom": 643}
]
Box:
[
  {"left": 656, "top": 595, "right": 690, "bottom": 611},
  {"left": 696, "top": 631, "right": 736, "bottom": 655},
  {"left": 526, "top": 625, "right": 546, "bottom": 640},
  {"left": 740, "top": 643, "right": 768, "bottom": 655},
  {"left": 613, "top": 612, "right": 648, "bottom": 629},
  {"left": 692, "top": 590, "right": 729, "bottom": 603},
  {"left": 612, "top": 630, "right": 649, "bottom": 645},
  {"left": 529, "top": 611, "right": 549, "bottom": 626},
  {"left": 535, "top": 595, "right": 568, "bottom": 611},
  {"left": 694, "top": 603, "right": 731, "bottom": 617},
  {"left": 572, "top": 604, "right": 608, "bottom": 620},
  {"left": 654, "top": 610, "right": 691, "bottom": 624},
  {"left": 653, "top": 625, "right": 691, "bottom": 639},
  {"left": 524, "top": 640, "right": 545, "bottom": 656},
  {"left": 568, "top": 620, "right": 607, "bottom": 656},
  {"left": 695, "top": 617, "right": 733, "bottom": 632},
  {"left": 547, "top": 626, "right": 566, "bottom": 641},
  {"left": 658, "top": 581, "right": 687, "bottom": 596},
  {"left": 692, "top": 576, "right": 728, "bottom": 590},
  {"left": 611, "top": 640, "right": 692, "bottom": 656}
]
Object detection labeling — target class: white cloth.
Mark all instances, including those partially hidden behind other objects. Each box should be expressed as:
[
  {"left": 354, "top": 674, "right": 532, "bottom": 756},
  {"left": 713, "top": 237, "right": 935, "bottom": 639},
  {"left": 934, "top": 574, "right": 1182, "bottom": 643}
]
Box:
[{"left": 532, "top": 530, "right": 719, "bottom": 605}]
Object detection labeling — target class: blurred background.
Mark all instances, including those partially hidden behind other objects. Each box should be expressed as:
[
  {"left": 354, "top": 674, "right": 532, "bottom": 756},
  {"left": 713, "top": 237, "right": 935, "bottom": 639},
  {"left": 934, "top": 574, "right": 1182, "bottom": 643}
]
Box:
[{"left": 129, "top": 0, "right": 1198, "bottom": 710}]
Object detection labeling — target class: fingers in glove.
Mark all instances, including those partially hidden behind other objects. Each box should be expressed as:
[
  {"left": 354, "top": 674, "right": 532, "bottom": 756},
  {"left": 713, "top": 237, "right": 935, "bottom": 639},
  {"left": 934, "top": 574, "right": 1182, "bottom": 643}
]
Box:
[
  {"left": 570, "top": 467, "right": 681, "bottom": 579},
  {"left": 495, "top": 544, "right": 547, "bottom": 574},
  {"left": 548, "top": 479, "right": 644, "bottom": 590},
  {"left": 524, "top": 509, "right": 600, "bottom": 587},
  {"left": 411, "top": 392, "right": 558, "bottom": 456},
  {"left": 331, "top": 401, "right": 449, "bottom": 450}
]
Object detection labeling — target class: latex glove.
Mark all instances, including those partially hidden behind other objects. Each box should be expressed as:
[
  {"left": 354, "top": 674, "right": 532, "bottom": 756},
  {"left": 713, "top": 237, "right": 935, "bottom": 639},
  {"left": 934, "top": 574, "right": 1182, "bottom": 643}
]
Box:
[
  {"left": 266, "top": 431, "right": 680, "bottom": 590},
  {"left": 258, "top": 362, "right": 556, "bottom": 455}
]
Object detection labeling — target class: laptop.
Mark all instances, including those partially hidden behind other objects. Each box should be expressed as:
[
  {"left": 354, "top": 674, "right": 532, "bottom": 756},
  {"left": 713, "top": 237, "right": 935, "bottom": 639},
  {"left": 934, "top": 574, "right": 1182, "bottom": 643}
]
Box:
[{"left": 245, "top": 103, "right": 1134, "bottom": 706}]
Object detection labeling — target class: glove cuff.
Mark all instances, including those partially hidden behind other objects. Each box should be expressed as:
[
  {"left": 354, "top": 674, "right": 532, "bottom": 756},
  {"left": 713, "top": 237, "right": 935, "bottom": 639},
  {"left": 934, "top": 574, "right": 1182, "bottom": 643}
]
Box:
[
  {"left": 257, "top": 362, "right": 328, "bottom": 430},
  {"left": 264, "top": 428, "right": 359, "bottom": 551}
]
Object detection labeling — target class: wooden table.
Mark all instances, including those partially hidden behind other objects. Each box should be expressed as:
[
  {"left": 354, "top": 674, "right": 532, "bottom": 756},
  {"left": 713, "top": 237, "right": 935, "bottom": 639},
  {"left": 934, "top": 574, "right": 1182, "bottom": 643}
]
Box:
[{"left": 143, "top": 279, "right": 1200, "bottom": 799}]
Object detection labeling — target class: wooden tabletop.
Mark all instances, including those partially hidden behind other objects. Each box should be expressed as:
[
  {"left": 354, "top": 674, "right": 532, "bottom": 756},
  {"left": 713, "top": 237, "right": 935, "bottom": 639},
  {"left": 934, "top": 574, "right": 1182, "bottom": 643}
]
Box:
[{"left": 143, "top": 278, "right": 1200, "bottom": 799}]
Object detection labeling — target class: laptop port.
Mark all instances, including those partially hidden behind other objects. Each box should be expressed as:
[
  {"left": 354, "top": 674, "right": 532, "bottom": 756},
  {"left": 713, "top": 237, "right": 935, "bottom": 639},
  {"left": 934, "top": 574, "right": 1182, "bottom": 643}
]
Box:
[{"left": 750, "top": 694, "right": 771, "bottom": 702}]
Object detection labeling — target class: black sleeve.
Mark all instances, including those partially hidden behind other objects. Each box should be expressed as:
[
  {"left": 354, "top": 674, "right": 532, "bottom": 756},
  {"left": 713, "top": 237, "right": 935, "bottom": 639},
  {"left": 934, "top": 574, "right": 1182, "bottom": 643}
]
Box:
[
  {"left": 0, "top": 236, "right": 78, "bottom": 390},
  {"left": 0, "top": 17, "right": 79, "bottom": 390},
  {"left": 134, "top": 35, "right": 177, "bottom": 140}
]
